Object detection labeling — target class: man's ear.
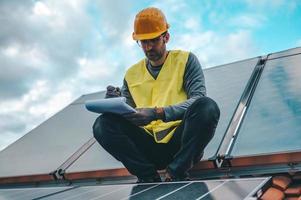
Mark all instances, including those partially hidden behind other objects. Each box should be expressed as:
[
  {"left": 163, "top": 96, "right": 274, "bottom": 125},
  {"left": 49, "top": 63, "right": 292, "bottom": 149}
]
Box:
[{"left": 163, "top": 32, "right": 170, "bottom": 43}]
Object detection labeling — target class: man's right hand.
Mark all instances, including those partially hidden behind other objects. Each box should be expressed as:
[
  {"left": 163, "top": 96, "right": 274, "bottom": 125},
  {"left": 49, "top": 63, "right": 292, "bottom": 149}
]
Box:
[{"left": 105, "top": 85, "right": 121, "bottom": 98}]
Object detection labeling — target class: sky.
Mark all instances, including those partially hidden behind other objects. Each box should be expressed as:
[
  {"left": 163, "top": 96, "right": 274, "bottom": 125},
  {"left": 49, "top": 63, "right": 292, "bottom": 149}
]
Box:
[{"left": 0, "top": 0, "right": 301, "bottom": 151}]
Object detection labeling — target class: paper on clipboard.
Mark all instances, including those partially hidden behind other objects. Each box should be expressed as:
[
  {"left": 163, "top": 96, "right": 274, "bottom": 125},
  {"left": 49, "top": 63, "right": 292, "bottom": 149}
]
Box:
[{"left": 85, "top": 97, "right": 136, "bottom": 114}]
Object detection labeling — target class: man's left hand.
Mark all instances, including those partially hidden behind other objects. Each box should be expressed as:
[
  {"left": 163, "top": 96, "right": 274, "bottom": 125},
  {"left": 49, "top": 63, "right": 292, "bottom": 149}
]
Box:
[{"left": 123, "top": 108, "right": 157, "bottom": 126}]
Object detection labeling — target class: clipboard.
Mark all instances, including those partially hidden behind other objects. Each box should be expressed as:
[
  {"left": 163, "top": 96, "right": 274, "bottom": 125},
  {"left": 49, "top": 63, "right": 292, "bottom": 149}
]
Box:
[{"left": 85, "top": 97, "right": 136, "bottom": 114}]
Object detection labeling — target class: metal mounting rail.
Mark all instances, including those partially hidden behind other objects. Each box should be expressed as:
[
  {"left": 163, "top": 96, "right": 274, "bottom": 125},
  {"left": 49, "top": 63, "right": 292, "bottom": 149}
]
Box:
[
  {"left": 50, "top": 137, "right": 96, "bottom": 180},
  {"left": 214, "top": 56, "right": 268, "bottom": 168}
]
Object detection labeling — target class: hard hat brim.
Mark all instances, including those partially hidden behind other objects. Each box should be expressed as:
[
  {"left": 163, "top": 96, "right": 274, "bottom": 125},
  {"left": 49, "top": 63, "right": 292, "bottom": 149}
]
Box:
[{"left": 132, "top": 28, "right": 169, "bottom": 41}]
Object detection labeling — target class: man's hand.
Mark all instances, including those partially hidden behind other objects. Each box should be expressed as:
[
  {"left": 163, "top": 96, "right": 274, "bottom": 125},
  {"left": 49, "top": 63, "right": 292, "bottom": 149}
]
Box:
[
  {"left": 123, "top": 107, "right": 165, "bottom": 126},
  {"left": 105, "top": 85, "right": 121, "bottom": 98}
]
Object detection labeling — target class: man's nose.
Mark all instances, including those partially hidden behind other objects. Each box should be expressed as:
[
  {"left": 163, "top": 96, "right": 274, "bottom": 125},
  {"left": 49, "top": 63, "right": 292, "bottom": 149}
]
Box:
[{"left": 144, "top": 43, "right": 153, "bottom": 51}]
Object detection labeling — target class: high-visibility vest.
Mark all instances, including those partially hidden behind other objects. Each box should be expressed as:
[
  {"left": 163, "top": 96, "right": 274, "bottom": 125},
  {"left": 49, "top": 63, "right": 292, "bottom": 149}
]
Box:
[{"left": 125, "top": 50, "right": 189, "bottom": 143}]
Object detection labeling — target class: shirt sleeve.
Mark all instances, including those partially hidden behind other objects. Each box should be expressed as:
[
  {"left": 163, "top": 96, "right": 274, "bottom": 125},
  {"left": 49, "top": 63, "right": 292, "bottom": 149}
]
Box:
[
  {"left": 121, "top": 79, "right": 136, "bottom": 108},
  {"left": 163, "top": 52, "right": 206, "bottom": 121}
]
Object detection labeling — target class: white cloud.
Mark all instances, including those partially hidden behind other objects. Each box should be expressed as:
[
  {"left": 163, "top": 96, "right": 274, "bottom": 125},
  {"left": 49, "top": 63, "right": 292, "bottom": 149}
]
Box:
[
  {"left": 229, "top": 14, "right": 267, "bottom": 28},
  {"left": 184, "top": 17, "right": 202, "bottom": 30},
  {"left": 33, "top": 2, "right": 52, "bottom": 16},
  {"left": 0, "top": 1, "right": 183, "bottom": 151},
  {"left": 245, "top": 0, "right": 286, "bottom": 8},
  {"left": 0, "top": 79, "right": 70, "bottom": 116},
  {"left": 172, "top": 29, "right": 256, "bottom": 67},
  {"left": 152, "top": 0, "right": 187, "bottom": 13},
  {"left": 2, "top": 45, "right": 19, "bottom": 57},
  {"left": 78, "top": 57, "right": 116, "bottom": 79},
  {"left": 245, "top": 0, "right": 300, "bottom": 12},
  {"left": 3, "top": 43, "right": 48, "bottom": 69},
  {"left": 0, "top": 78, "right": 75, "bottom": 151}
]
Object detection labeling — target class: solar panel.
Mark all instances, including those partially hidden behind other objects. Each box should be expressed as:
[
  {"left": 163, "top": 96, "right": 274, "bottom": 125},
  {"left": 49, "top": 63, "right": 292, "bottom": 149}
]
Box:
[
  {"left": 202, "top": 58, "right": 259, "bottom": 159},
  {"left": 26, "top": 177, "right": 269, "bottom": 200},
  {"left": 128, "top": 181, "right": 222, "bottom": 200},
  {"left": 0, "top": 186, "right": 72, "bottom": 200},
  {"left": 231, "top": 53, "right": 301, "bottom": 156},
  {"left": 164, "top": 179, "right": 265, "bottom": 200},
  {"left": 0, "top": 93, "right": 104, "bottom": 178}
]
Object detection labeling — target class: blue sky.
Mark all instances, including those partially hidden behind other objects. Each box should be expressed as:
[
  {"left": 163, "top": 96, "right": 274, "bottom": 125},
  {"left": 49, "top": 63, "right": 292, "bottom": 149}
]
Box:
[{"left": 0, "top": 0, "right": 300, "bottom": 151}]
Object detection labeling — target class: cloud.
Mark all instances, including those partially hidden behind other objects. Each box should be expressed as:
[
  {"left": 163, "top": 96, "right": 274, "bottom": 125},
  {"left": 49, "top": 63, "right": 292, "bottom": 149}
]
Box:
[
  {"left": 228, "top": 14, "right": 267, "bottom": 28},
  {"left": 172, "top": 29, "right": 256, "bottom": 68},
  {"left": 0, "top": 51, "right": 41, "bottom": 100},
  {"left": 245, "top": 0, "right": 301, "bottom": 12},
  {"left": 0, "top": 79, "right": 76, "bottom": 151},
  {"left": 245, "top": 0, "right": 285, "bottom": 8},
  {"left": 0, "top": 0, "right": 91, "bottom": 99},
  {"left": 0, "top": 0, "right": 142, "bottom": 151}
]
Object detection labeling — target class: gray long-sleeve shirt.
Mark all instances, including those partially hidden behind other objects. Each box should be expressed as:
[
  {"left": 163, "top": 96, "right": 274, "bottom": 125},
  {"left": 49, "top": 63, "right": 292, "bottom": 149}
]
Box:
[{"left": 121, "top": 52, "right": 206, "bottom": 122}]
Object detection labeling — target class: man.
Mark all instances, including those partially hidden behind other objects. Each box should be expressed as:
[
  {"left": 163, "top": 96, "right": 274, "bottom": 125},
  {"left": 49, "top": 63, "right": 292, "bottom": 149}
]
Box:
[{"left": 93, "top": 7, "right": 220, "bottom": 182}]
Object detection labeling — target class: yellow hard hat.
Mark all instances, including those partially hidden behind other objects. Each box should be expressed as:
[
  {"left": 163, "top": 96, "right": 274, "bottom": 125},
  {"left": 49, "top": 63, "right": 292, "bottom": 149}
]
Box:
[{"left": 132, "top": 7, "right": 170, "bottom": 41}]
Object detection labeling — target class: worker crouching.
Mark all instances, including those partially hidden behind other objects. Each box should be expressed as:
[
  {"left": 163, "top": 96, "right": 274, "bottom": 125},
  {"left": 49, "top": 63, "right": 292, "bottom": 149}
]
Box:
[{"left": 93, "top": 7, "right": 220, "bottom": 182}]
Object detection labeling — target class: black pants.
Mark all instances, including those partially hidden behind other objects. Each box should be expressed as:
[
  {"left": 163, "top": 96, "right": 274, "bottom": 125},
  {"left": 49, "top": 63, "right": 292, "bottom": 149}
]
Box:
[{"left": 93, "top": 97, "right": 220, "bottom": 179}]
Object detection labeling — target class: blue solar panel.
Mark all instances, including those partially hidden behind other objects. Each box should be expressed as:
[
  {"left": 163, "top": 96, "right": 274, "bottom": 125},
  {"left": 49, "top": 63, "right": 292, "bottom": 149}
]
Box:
[
  {"left": 0, "top": 186, "right": 72, "bottom": 200},
  {"left": 28, "top": 178, "right": 268, "bottom": 200},
  {"left": 231, "top": 54, "right": 301, "bottom": 156}
]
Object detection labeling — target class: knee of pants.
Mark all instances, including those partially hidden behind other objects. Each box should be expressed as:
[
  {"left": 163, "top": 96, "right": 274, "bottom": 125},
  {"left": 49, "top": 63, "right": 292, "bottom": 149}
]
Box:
[
  {"left": 189, "top": 96, "right": 220, "bottom": 122},
  {"left": 92, "top": 114, "right": 115, "bottom": 147}
]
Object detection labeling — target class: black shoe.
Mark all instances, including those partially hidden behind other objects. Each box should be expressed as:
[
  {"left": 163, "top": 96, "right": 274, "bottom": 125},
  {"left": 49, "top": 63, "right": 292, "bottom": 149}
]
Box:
[
  {"left": 136, "top": 173, "right": 162, "bottom": 183},
  {"left": 164, "top": 168, "right": 191, "bottom": 182}
]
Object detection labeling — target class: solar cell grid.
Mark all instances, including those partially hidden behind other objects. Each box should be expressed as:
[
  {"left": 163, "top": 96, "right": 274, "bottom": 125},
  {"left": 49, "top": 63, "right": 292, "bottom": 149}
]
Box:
[
  {"left": 0, "top": 187, "right": 71, "bottom": 200},
  {"left": 22, "top": 178, "right": 269, "bottom": 200}
]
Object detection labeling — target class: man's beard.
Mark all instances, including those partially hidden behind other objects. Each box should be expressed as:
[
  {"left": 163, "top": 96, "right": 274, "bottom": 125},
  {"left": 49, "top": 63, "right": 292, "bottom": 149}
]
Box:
[{"left": 145, "top": 49, "right": 164, "bottom": 62}]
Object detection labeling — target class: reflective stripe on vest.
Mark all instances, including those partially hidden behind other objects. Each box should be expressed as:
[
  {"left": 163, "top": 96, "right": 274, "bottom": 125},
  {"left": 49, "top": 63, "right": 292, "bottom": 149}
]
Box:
[{"left": 125, "top": 50, "right": 189, "bottom": 143}]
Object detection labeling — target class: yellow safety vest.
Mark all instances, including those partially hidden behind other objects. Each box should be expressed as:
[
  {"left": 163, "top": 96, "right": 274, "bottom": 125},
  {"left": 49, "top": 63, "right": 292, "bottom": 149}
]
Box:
[{"left": 125, "top": 50, "right": 189, "bottom": 143}]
